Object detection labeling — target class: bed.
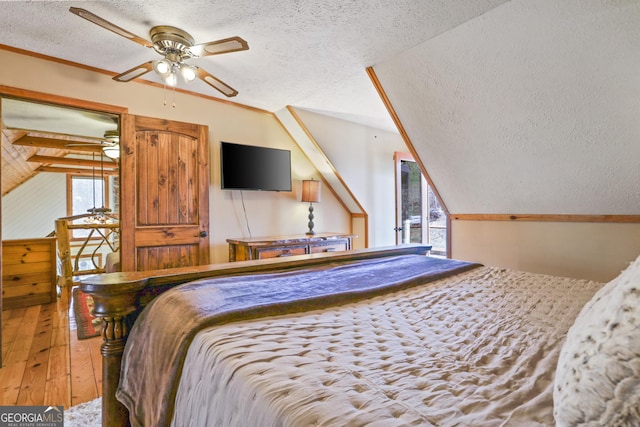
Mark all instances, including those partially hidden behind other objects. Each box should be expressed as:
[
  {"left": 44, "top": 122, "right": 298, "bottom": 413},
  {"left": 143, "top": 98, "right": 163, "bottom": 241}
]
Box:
[{"left": 79, "top": 245, "right": 640, "bottom": 427}]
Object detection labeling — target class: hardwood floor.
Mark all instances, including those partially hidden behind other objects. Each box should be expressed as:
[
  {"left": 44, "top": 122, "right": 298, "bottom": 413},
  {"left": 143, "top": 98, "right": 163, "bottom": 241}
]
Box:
[{"left": 0, "top": 285, "right": 102, "bottom": 408}]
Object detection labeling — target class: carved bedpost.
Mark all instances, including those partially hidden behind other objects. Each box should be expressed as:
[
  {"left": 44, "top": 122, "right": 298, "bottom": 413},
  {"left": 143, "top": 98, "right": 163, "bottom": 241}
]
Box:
[
  {"left": 100, "top": 315, "right": 130, "bottom": 427},
  {"left": 80, "top": 279, "right": 147, "bottom": 427}
]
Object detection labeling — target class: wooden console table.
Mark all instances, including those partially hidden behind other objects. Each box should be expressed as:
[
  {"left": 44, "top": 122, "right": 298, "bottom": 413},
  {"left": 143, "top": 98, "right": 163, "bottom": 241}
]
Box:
[{"left": 227, "top": 233, "right": 355, "bottom": 262}]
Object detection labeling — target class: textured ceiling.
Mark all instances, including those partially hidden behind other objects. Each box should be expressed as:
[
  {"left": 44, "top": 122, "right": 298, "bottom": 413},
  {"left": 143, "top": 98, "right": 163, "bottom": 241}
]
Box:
[
  {"left": 374, "top": 0, "right": 640, "bottom": 214},
  {"left": 0, "top": 0, "right": 507, "bottom": 133}
]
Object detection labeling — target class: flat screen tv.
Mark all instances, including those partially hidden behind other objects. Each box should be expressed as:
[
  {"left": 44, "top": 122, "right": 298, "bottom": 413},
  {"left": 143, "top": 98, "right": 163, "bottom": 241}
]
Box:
[{"left": 220, "top": 141, "right": 292, "bottom": 192}]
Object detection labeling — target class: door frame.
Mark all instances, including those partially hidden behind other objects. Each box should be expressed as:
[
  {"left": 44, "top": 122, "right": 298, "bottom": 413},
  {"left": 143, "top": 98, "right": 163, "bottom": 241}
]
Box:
[
  {"left": 394, "top": 152, "right": 428, "bottom": 245},
  {"left": 0, "top": 84, "right": 128, "bottom": 366},
  {"left": 394, "top": 151, "right": 451, "bottom": 257}
]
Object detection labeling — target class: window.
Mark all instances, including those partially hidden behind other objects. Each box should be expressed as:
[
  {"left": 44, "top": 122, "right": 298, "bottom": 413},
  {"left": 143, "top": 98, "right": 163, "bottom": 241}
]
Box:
[{"left": 67, "top": 175, "right": 109, "bottom": 238}]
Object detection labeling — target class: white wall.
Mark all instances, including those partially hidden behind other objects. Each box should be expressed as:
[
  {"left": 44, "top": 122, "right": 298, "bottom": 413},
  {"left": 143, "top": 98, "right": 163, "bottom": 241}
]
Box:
[
  {"left": 292, "top": 109, "right": 406, "bottom": 247},
  {"left": 2, "top": 173, "right": 66, "bottom": 239},
  {"left": 0, "top": 49, "right": 351, "bottom": 264},
  {"left": 373, "top": 0, "right": 640, "bottom": 216},
  {"left": 452, "top": 220, "right": 640, "bottom": 282},
  {"left": 370, "top": 0, "right": 640, "bottom": 282}
]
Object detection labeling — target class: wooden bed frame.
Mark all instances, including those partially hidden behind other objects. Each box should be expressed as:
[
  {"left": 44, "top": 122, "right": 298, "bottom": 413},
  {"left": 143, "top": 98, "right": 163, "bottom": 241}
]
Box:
[{"left": 79, "top": 244, "right": 431, "bottom": 427}]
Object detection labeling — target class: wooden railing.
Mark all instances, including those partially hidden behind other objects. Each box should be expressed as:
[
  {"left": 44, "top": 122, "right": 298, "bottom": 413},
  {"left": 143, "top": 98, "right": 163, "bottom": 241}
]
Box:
[{"left": 55, "top": 213, "right": 119, "bottom": 287}]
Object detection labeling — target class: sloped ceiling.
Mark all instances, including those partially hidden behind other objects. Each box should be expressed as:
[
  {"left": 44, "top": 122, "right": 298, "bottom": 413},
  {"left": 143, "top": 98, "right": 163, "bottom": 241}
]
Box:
[
  {"left": 1, "top": 0, "right": 638, "bottom": 216},
  {"left": 1, "top": 100, "right": 119, "bottom": 195},
  {"left": 374, "top": 0, "right": 640, "bottom": 215}
]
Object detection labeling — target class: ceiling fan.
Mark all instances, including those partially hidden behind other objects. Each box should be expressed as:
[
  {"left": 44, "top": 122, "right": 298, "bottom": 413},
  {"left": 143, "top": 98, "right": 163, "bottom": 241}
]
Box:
[
  {"left": 65, "top": 129, "right": 120, "bottom": 159},
  {"left": 98, "top": 130, "right": 120, "bottom": 159},
  {"left": 69, "top": 7, "right": 249, "bottom": 97}
]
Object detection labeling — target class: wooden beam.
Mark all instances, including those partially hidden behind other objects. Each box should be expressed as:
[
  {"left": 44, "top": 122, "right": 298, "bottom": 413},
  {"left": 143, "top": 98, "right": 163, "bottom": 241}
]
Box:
[
  {"left": 27, "top": 155, "right": 117, "bottom": 169},
  {"left": 37, "top": 166, "right": 119, "bottom": 176},
  {"left": 451, "top": 213, "right": 640, "bottom": 223},
  {"left": 13, "top": 135, "right": 103, "bottom": 153}
]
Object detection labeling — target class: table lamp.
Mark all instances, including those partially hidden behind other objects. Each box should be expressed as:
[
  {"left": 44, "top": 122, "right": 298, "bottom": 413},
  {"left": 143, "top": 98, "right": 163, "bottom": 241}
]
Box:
[{"left": 301, "top": 179, "right": 321, "bottom": 235}]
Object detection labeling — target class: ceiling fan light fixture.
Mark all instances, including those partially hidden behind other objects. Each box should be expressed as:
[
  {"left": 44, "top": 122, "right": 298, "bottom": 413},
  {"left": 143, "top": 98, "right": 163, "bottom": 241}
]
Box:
[
  {"left": 164, "top": 71, "right": 178, "bottom": 87},
  {"left": 152, "top": 58, "right": 172, "bottom": 76},
  {"left": 102, "top": 145, "right": 120, "bottom": 159},
  {"left": 180, "top": 64, "right": 197, "bottom": 83}
]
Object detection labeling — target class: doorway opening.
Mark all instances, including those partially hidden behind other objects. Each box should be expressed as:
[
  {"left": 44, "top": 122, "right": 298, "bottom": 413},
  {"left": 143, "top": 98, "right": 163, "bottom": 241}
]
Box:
[
  {"left": 1, "top": 97, "right": 121, "bottom": 277},
  {"left": 394, "top": 152, "right": 447, "bottom": 257}
]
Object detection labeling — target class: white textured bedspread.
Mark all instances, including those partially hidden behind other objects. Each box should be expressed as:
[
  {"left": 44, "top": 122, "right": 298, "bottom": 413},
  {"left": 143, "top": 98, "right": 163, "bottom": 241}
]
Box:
[{"left": 172, "top": 266, "right": 602, "bottom": 426}]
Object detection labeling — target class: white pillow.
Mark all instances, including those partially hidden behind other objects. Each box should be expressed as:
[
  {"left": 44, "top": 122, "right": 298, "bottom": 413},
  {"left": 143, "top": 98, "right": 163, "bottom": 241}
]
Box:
[{"left": 554, "top": 255, "right": 640, "bottom": 426}]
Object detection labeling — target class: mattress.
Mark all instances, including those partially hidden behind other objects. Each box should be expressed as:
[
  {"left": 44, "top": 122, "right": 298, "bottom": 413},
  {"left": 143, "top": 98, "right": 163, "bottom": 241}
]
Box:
[{"left": 170, "top": 265, "right": 603, "bottom": 426}]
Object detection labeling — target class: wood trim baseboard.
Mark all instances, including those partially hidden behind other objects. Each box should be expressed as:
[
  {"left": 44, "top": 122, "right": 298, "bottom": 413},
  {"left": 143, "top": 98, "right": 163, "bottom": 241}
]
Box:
[{"left": 451, "top": 214, "right": 640, "bottom": 223}]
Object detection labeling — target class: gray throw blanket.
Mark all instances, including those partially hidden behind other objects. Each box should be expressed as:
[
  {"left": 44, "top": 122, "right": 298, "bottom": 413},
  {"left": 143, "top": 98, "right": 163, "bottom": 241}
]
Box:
[{"left": 116, "top": 254, "right": 481, "bottom": 427}]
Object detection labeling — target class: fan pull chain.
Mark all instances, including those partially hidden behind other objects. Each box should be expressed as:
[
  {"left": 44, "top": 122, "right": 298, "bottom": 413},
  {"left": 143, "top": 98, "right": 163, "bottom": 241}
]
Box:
[
  {"left": 163, "top": 82, "right": 168, "bottom": 106},
  {"left": 160, "top": 80, "right": 177, "bottom": 108},
  {"left": 172, "top": 83, "right": 177, "bottom": 108}
]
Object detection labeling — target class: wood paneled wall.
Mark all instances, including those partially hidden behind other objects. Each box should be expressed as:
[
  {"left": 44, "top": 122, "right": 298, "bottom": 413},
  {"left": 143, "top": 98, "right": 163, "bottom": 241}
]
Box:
[{"left": 2, "top": 237, "right": 57, "bottom": 309}]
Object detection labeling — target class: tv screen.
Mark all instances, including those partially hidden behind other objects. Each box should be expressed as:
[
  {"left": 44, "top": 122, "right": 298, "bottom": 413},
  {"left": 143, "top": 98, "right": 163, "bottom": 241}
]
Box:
[{"left": 220, "top": 142, "right": 292, "bottom": 192}]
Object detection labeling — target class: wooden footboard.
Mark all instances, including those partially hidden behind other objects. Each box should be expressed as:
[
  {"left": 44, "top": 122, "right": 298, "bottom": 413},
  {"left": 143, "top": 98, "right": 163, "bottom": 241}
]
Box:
[{"left": 79, "top": 245, "right": 431, "bottom": 427}]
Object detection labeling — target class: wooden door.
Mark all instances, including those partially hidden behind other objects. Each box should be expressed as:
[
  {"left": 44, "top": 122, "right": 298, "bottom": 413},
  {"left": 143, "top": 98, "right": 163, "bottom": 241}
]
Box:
[{"left": 120, "top": 114, "right": 210, "bottom": 271}]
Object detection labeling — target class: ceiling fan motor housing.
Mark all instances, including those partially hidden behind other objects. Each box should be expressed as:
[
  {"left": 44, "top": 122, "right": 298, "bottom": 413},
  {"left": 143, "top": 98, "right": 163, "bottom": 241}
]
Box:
[{"left": 150, "top": 25, "right": 196, "bottom": 59}]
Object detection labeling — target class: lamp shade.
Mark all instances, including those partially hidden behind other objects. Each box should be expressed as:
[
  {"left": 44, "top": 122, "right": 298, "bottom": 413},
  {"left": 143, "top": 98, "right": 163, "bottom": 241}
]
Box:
[{"left": 301, "top": 179, "right": 321, "bottom": 203}]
